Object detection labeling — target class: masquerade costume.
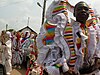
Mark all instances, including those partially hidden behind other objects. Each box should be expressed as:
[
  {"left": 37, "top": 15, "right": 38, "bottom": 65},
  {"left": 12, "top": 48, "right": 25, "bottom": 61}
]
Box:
[
  {"left": 37, "top": 0, "right": 100, "bottom": 75},
  {"left": 37, "top": 0, "right": 70, "bottom": 75}
]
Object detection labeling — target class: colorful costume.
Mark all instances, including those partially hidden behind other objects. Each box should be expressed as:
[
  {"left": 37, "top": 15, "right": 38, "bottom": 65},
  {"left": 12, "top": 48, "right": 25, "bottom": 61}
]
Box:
[
  {"left": 66, "top": 5, "right": 100, "bottom": 74},
  {"left": 11, "top": 32, "right": 23, "bottom": 68},
  {"left": 64, "top": 20, "right": 98, "bottom": 73},
  {"left": 21, "top": 31, "right": 34, "bottom": 62},
  {"left": 37, "top": 0, "right": 100, "bottom": 75},
  {"left": 36, "top": 0, "right": 70, "bottom": 75}
]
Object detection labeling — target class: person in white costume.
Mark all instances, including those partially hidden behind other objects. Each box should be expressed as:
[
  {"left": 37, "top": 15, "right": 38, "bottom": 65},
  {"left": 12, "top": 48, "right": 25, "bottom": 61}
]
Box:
[
  {"left": 37, "top": 0, "right": 100, "bottom": 75},
  {"left": 0, "top": 31, "right": 12, "bottom": 75},
  {"left": 36, "top": 0, "right": 71, "bottom": 75},
  {"left": 71, "top": 1, "right": 100, "bottom": 75}
]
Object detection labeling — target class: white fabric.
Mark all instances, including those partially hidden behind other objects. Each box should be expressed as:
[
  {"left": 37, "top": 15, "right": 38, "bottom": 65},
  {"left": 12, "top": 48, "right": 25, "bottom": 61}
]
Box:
[
  {"left": 36, "top": 46, "right": 50, "bottom": 66},
  {"left": 95, "top": 24, "right": 100, "bottom": 58},
  {"left": 71, "top": 21, "right": 99, "bottom": 72},
  {"left": 5, "top": 39, "right": 12, "bottom": 74},
  {"left": 5, "top": 39, "right": 12, "bottom": 59},
  {"left": 6, "top": 31, "right": 11, "bottom": 38},
  {"left": 0, "top": 39, "right": 12, "bottom": 75},
  {"left": 46, "top": 66, "right": 60, "bottom": 75},
  {"left": 72, "top": 22, "right": 84, "bottom": 71},
  {"left": 37, "top": 1, "right": 100, "bottom": 74},
  {"left": 46, "top": 0, "right": 74, "bottom": 21},
  {"left": 88, "top": 25, "right": 97, "bottom": 60},
  {"left": 37, "top": 13, "right": 69, "bottom": 66},
  {"left": 46, "top": 0, "right": 59, "bottom": 21},
  {"left": 36, "top": 26, "right": 46, "bottom": 49},
  {"left": 37, "top": 4, "right": 69, "bottom": 75}
]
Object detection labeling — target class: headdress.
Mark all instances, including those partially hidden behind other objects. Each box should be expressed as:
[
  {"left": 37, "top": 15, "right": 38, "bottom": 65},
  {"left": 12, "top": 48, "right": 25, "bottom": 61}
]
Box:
[{"left": 46, "top": 0, "right": 74, "bottom": 20}]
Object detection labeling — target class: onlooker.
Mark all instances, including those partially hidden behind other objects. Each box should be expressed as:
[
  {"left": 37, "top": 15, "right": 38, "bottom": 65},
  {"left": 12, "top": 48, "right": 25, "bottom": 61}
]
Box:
[{"left": 0, "top": 31, "right": 12, "bottom": 75}]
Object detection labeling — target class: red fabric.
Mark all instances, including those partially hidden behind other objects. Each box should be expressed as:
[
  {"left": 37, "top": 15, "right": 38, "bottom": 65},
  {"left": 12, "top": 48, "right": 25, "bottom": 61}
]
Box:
[
  {"left": 80, "top": 24, "right": 85, "bottom": 28},
  {"left": 40, "top": 67, "right": 43, "bottom": 75},
  {"left": 76, "top": 43, "right": 81, "bottom": 50},
  {"left": 16, "top": 32, "right": 21, "bottom": 41},
  {"left": 31, "top": 51, "right": 37, "bottom": 55},
  {"left": 93, "top": 25, "right": 96, "bottom": 30},
  {"left": 26, "top": 68, "right": 30, "bottom": 75}
]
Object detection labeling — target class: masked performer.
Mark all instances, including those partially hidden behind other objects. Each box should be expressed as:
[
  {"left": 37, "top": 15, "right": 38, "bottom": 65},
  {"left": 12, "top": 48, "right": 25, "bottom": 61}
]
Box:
[{"left": 36, "top": 0, "right": 72, "bottom": 75}]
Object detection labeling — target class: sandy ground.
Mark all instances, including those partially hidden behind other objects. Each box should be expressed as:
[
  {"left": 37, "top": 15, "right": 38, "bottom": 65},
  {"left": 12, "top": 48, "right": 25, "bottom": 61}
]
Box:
[
  {"left": 11, "top": 69, "right": 26, "bottom": 75},
  {"left": 10, "top": 66, "right": 26, "bottom": 75}
]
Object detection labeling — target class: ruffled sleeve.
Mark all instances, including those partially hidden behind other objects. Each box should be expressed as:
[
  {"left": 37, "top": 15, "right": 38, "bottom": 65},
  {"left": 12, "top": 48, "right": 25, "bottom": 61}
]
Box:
[
  {"left": 95, "top": 24, "right": 100, "bottom": 58},
  {"left": 88, "top": 26, "right": 97, "bottom": 58},
  {"left": 53, "top": 13, "right": 70, "bottom": 60},
  {"left": 36, "top": 26, "right": 46, "bottom": 49},
  {"left": 53, "top": 13, "right": 67, "bottom": 49}
]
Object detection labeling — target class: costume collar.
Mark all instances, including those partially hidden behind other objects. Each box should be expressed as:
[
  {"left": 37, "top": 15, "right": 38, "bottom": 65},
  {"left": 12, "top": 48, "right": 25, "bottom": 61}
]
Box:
[{"left": 73, "top": 21, "right": 86, "bottom": 29}]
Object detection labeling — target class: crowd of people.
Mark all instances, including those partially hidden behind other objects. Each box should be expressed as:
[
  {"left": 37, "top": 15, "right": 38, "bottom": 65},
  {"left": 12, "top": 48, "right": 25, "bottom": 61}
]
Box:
[
  {"left": 0, "top": 0, "right": 100, "bottom": 75},
  {"left": 0, "top": 30, "right": 37, "bottom": 75}
]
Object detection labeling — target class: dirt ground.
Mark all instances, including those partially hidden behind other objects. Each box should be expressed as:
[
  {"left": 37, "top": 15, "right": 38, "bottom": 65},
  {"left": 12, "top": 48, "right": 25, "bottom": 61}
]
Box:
[
  {"left": 10, "top": 66, "right": 26, "bottom": 75},
  {"left": 11, "top": 69, "right": 26, "bottom": 75}
]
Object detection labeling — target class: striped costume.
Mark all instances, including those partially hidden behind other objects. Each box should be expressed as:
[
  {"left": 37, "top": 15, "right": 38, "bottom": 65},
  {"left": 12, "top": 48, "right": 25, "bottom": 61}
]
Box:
[{"left": 36, "top": 0, "right": 71, "bottom": 75}]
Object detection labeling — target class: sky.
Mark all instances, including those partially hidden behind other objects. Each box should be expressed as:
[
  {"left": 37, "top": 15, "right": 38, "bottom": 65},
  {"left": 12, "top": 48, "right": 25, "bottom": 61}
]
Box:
[{"left": 0, "top": 0, "right": 100, "bottom": 33}]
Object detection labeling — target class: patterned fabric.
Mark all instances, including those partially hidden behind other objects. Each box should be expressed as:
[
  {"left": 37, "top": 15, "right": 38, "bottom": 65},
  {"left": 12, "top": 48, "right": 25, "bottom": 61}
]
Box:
[
  {"left": 21, "top": 38, "right": 34, "bottom": 61},
  {"left": 46, "top": 0, "right": 74, "bottom": 21},
  {"left": 89, "top": 5, "right": 97, "bottom": 25},
  {"left": 37, "top": 13, "right": 69, "bottom": 75},
  {"left": 64, "top": 23, "right": 77, "bottom": 68},
  {"left": 42, "top": 21, "right": 56, "bottom": 45},
  {"left": 12, "top": 50, "right": 23, "bottom": 65},
  {"left": 52, "top": 1, "right": 67, "bottom": 16},
  {"left": 12, "top": 37, "right": 23, "bottom": 65},
  {"left": 21, "top": 38, "right": 34, "bottom": 49},
  {"left": 37, "top": 0, "right": 71, "bottom": 75}
]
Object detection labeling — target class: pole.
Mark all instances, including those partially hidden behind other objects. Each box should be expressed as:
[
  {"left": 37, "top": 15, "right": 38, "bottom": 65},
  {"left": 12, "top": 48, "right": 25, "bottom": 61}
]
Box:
[
  {"left": 41, "top": 0, "right": 47, "bottom": 25},
  {"left": 6, "top": 24, "right": 8, "bottom": 31}
]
